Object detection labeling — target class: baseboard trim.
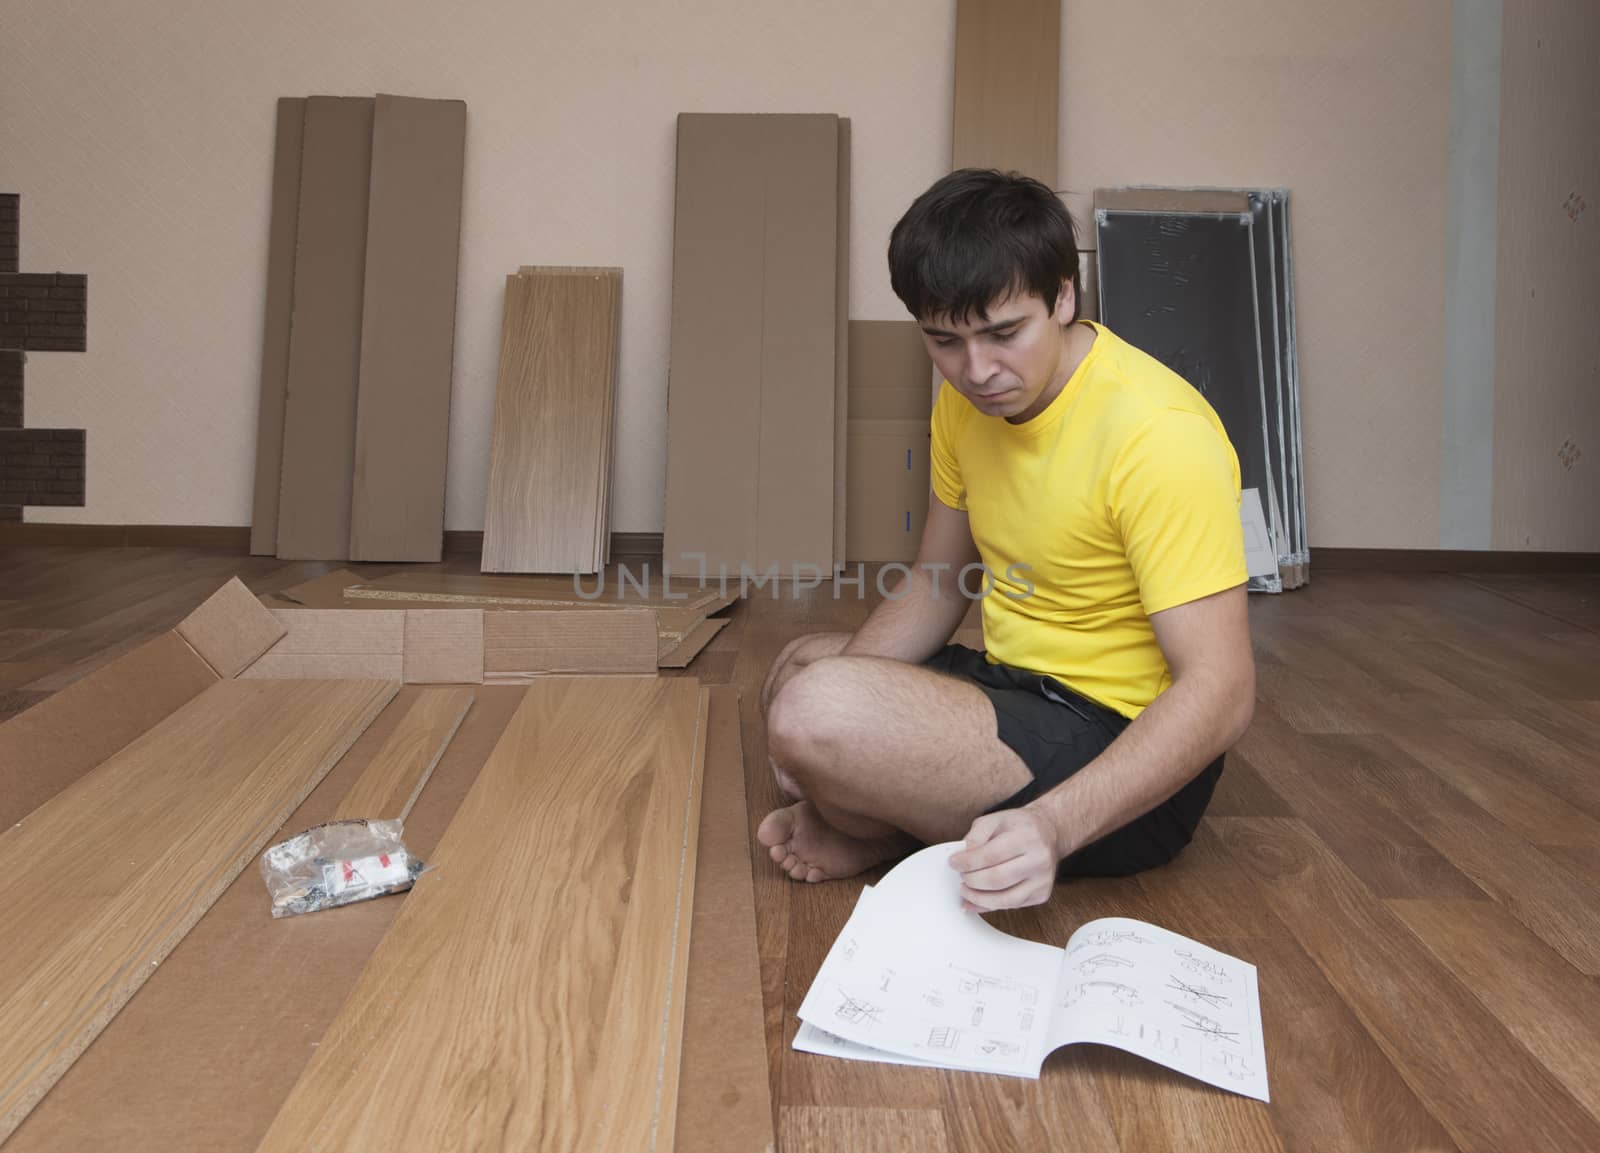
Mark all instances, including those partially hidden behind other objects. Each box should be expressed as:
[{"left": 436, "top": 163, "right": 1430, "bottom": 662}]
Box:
[
  {"left": 1313, "top": 548, "right": 1600, "bottom": 573},
  {"left": 1, "top": 523, "right": 669, "bottom": 561}
]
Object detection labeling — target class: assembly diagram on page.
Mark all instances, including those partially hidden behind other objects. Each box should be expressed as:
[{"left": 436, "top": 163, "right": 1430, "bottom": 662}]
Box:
[{"left": 793, "top": 845, "right": 1269, "bottom": 1101}]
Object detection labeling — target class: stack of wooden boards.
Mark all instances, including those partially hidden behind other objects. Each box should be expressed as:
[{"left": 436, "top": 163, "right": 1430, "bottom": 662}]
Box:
[
  {"left": 1095, "top": 186, "right": 1310, "bottom": 591},
  {"left": 0, "top": 578, "right": 774, "bottom": 1153},
  {"left": 664, "top": 113, "right": 851, "bottom": 575},
  {"left": 481, "top": 267, "right": 623, "bottom": 575},
  {"left": 266, "top": 568, "right": 736, "bottom": 673},
  {"left": 250, "top": 94, "right": 467, "bottom": 564}
]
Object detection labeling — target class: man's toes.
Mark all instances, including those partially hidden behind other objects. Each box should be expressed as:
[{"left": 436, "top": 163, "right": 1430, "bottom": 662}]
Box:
[
  {"left": 804, "top": 865, "right": 826, "bottom": 883},
  {"left": 757, "top": 804, "right": 798, "bottom": 849},
  {"left": 788, "top": 858, "right": 811, "bottom": 881},
  {"left": 768, "top": 842, "right": 789, "bottom": 864}
]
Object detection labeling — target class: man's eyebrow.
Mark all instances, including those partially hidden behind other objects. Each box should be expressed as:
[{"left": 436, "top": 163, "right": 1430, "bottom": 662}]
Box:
[{"left": 921, "top": 316, "right": 1028, "bottom": 337}]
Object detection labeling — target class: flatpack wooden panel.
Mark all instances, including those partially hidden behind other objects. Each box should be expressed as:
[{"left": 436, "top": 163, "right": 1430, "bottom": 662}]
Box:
[
  {"left": 275, "top": 96, "right": 374, "bottom": 561},
  {"left": 951, "top": 0, "right": 1059, "bottom": 185},
  {"left": 481, "top": 268, "right": 621, "bottom": 574},
  {"left": 674, "top": 687, "right": 775, "bottom": 1153},
  {"left": 0, "top": 678, "right": 398, "bottom": 1143},
  {"left": 833, "top": 118, "right": 851, "bottom": 570},
  {"left": 249, "top": 98, "right": 305, "bottom": 556},
  {"left": 348, "top": 95, "right": 467, "bottom": 563},
  {"left": 0, "top": 630, "right": 217, "bottom": 829},
  {"left": 481, "top": 608, "right": 657, "bottom": 676},
  {"left": 256, "top": 677, "right": 707, "bottom": 1153},
  {"left": 331, "top": 686, "right": 473, "bottom": 822}
]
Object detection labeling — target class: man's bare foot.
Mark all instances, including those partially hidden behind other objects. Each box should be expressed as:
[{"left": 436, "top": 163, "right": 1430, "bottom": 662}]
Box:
[{"left": 756, "top": 800, "right": 906, "bottom": 883}]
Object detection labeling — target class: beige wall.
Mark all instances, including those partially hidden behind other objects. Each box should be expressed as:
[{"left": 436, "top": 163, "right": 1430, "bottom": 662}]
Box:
[
  {"left": 1491, "top": 0, "right": 1599, "bottom": 551},
  {"left": 3, "top": 1, "right": 1590, "bottom": 549}
]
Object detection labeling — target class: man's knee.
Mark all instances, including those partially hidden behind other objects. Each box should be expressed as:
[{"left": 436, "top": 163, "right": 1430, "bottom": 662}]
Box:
[
  {"left": 762, "top": 632, "right": 849, "bottom": 714},
  {"left": 767, "top": 657, "right": 854, "bottom": 775}
]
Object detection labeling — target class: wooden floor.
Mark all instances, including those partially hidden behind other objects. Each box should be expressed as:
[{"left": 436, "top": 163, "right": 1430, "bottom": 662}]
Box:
[{"left": 1, "top": 544, "right": 1598, "bottom": 1152}]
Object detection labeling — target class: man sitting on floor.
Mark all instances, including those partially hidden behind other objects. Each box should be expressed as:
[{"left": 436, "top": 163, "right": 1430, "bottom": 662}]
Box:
[{"left": 755, "top": 169, "right": 1256, "bottom": 913}]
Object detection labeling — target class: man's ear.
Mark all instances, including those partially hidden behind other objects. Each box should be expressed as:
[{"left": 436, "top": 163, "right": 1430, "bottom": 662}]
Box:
[{"left": 1053, "top": 277, "right": 1077, "bottom": 324}]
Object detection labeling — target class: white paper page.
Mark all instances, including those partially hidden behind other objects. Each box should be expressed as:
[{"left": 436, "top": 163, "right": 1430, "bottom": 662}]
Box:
[
  {"left": 793, "top": 1019, "right": 942, "bottom": 1068},
  {"left": 1046, "top": 917, "right": 1269, "bottom": 1101},
  {"left": 795, "top": 844, "right": 1062, "bottom": 1077}
]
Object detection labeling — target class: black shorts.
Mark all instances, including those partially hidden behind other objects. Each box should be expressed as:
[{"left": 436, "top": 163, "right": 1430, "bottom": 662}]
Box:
[{"left": 923, "top": 644, "right": 1223, "bottom": 878}]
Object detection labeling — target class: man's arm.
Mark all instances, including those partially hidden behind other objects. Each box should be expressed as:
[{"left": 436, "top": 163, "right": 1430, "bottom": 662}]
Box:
[
  {"left": 950, "top": 582, "right": 1255, "bottom": 910},
  {"left": 843, "top": 496, "right": 981, "bottom": 663}
]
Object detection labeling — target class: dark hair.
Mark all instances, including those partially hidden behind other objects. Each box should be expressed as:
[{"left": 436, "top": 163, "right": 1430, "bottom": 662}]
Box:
[{"left": 888, "top": 169, "right": 1080, "bottom": 325}]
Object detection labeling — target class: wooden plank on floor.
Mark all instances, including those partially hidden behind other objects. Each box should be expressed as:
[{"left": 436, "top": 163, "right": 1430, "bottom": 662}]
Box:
[
  {"left": 330, "top": 687, "right": 473, "bottom": 822},
  {"left": 275, "top": 95, "right": 374, "bottom": 561},
  {"left": 779, "top": 1106, "right": 950, "bottom": 1153},
  {"left": 255, "top": 677, "right": 707, "bottom": 1152},
  {"left": 249, "top": 97, "right": 306, "bottom": 557},
  {"left": 348, "top": 95, "right": 466, "bottom": 563},
  {"left": 0, "top": 630, "right": 218, "bottom": 829},
  {"left": 951, "top": 0, "right": 1059, "bottom": 184},
  {"left": 480, "top": 268, "right": 621, "bottom": 574},
  {"left": 675, "top": 687, "right": 776, "bottom": 1153},
  {"left": 0, "top": 677, "right": 398, "bottom": 1143},
  {"left": 1215, "top": 816, "right": 1600, "bottom": 1153}
]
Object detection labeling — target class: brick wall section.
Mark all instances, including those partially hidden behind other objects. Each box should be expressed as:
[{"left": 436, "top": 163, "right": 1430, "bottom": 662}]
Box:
[
  {"left": 0, "top": 350, "right": 21, "bottom": 429},
  {"left": 0, "top": 273, "right": 87, "bottom": 352},
  {"left": 0, "top": 194, "right": 17, "bottom": 274},
  {"left": 0, "top": 428, "right": 86, "bottom": 506}
]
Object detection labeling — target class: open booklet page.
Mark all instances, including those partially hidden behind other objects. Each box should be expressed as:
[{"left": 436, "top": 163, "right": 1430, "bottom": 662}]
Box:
[{"left": 794, "top": 843, "right": 1268, "bottom": 1101}]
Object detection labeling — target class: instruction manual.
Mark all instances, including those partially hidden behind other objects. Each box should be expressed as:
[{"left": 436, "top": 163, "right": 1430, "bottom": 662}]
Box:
[{"left": 793, "top": 843, "right": 1268, "bottom": 1101}]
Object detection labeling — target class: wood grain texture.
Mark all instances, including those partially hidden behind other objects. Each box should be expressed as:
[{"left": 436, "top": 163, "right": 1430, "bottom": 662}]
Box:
[
  {"left": 173, "top": 576, "right": 287, "bottom": 678},
  {"left": 348, "top": 95, "right": 466, "bottom": 563},
  {"left": 1214, "top": 816, "right": 1600, "bottom": 1152},
  {"left": 481, "top": 268, "right": 621, "bottom": 574},
  {"left": 331, "top": 687, "right": 473, "bottom": 822},
  {"left": 274, "top": 96, "right": 373, "bottom": 561},
  {"left": 951, "top": 0, "right": 1059, "bottom": 184},
  {"left": 256, "top": 677, "right": 707, "bottom": 1153},
  {"left": 778, "top": 1106, "right": 949, "bottom": 1153},
  {"left": 0, "top": 677, "right": 398, "bottom": 1143},
  {"left": 675, "top": 687, "right": 776, "bottom": 1153},
  {"left": 249, "top": 97, "right": 306, "bottom": 557},
  {"left": 402, "top": 609, "right": 484, "bottom": 684},
  {"left": 1389, "top": 897, "right": 1600, "bottom": 1124},
  {"left": 481, "top": 607, "right": 658, "bottom": 675}
]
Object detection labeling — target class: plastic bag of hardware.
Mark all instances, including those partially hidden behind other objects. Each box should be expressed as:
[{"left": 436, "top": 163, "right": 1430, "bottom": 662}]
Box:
[{"left": 259, "top": 818, "right": 425, "bottom": 918}]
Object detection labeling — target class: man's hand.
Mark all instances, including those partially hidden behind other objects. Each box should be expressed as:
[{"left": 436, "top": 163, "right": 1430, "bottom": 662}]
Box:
[{"left": 948, "top": 807, "right": 1060, "bottom": 912}]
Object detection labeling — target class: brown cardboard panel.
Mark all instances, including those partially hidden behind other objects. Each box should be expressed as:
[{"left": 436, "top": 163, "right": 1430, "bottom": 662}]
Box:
[
  {"left": 0, "top": 686, "right": 525, "bottom": 1153},
  {"left": 833, "top": 118, "right": 851, "bottom": 570},
  {"left": 481, "top": 608, "right": 657, "bottom": 675},
  {"left": 240, "top": 653, "right": 405, "bottom": 679},
  {"left": 260, "top": 608, "right": 404, "bottom": 655},
  {"left": 174, "top": 576, "right": 287, "bottom": 678},
  {"left": 666, "top": 114, "right": 840, "bottom": 574},
  {"left": 0, "top": 631, "right": 217, "bottom": 830},
  {"left": 1094, "top": 187, "right": 1252, "bottom": 215},
  {"left": 754, "top": 115, "right": 839, "bottom": 572},
  {"left": 268, "top": 567, "right": 367, "bottom": 609},
  {"left": 846, "top": 421, "right": 931, "bottom": 563},
  {"left": 249, "top": 98, "right": 305, "bottom": 557},
  {"left": 849, "top": 387, "right": 934, "bottom": 421},
  {"left": 674, "top": 686, "right": 776, "bottom": 1153},
  {"left": 481, "top": 268, "right": 622, "bottom": 573},
  {"left": 0, "top": 678, "right": 398, "bottom": 1144},
  {"left": 275, "top": 95, "right": 374, "bottom": 561},
  {"left": 657, "top": 616, "right": 731, "bottom": 668},
  {"left": 951, "top": 0, "right": 1059, "bottom": 185},
  {"left": 346, "top": 569, "right": 733, "bottom": 613},
  {"left": 849, "top": 320, "right": 932, "bottom": 391},
  {"left": 401, "top": 609, "right": 484, "bottom": 684},
  {"left": 348, "top": 95, "right": 466, "bottom": 563}
]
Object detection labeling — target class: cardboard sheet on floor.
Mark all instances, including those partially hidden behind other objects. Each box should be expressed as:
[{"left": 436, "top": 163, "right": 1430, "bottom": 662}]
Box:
[
  {"left": 348, "top": 95, "right": 466, "bottom": 563},
  {"left": 847, "top": 321, "right": 932, "bottom": 562},
  {"left": 665, "top": 114, "right": 843, "bottom": 575},
  {"left": 249, "top": 98, "right": 306, "bottom": 557},
  {"left": 274, "top": 95, "right": 373, "bottom": 561}
]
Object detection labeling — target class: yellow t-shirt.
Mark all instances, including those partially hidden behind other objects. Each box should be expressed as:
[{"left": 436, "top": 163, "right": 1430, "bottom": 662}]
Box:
[{"left": 931, "top": 320, "right": 1248, "bottom": 719}]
